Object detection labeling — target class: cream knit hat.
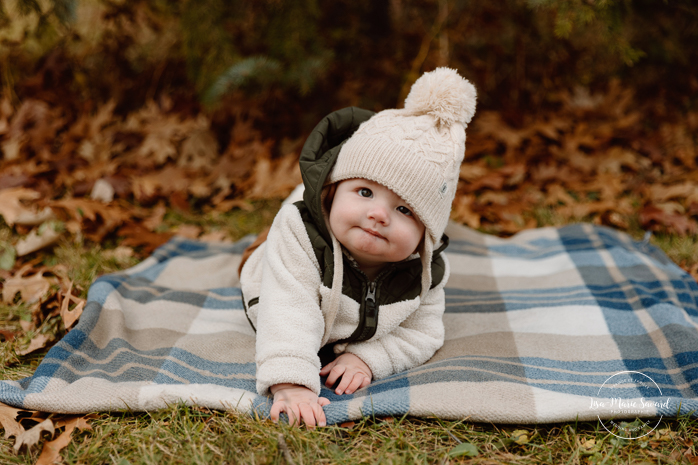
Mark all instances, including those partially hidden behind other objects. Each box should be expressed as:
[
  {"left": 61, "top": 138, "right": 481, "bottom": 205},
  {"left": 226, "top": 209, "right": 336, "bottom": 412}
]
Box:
[{"left": 329, "top": 68, "right": 476, "bottom": 288}]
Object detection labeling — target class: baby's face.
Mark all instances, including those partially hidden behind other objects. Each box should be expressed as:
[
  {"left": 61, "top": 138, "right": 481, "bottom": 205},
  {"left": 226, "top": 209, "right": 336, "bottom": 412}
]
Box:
[{"left": 329, "top": 178, "right": 425, "bottom": 270}]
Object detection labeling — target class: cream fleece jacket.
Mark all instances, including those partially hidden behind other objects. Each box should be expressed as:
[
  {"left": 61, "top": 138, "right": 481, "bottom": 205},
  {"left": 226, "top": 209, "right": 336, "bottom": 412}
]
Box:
[{"left": 240, "top": 204, "right": 449, "bottom": 397}]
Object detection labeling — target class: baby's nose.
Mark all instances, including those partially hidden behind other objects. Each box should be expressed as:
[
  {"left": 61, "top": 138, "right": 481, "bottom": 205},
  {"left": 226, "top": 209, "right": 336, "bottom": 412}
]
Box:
[{"left": 368, "top": 204, "right": 390, "bottom": 224}]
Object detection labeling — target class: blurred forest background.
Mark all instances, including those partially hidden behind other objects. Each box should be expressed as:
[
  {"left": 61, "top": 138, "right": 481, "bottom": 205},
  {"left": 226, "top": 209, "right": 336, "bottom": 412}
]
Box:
[{"left": 1, "top": 0, "right": 698, "bottom": 341}]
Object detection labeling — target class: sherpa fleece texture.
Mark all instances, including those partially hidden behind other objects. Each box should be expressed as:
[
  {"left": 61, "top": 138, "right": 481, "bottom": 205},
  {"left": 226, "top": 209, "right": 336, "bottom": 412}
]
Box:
[{"left": 240, "top": 204, "right": 449, "bottom": 397}]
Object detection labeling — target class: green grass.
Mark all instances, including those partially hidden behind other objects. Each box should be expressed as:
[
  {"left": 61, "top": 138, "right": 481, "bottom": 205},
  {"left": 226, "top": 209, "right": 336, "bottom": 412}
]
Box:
[
  {"left": 1, "top": 201, "right": 698, "bottom": 464},
  {"left": 1, "top": 405, "right": 696, "bottom": 464}
]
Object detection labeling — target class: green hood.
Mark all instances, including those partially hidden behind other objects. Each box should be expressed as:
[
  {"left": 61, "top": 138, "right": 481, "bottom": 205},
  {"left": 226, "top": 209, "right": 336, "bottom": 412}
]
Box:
[{"left": 299, "top": 106, "right": 375, "bottom": 242}]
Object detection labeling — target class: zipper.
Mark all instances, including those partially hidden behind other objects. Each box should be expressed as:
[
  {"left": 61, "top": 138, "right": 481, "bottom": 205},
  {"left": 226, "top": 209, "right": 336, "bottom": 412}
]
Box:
[
  {"left": 351, "top": 279, "right": 378, "bottom": 342},
  {"left": 364, "top": 281, "right": 377, "bottom": 323},
  {"left": 338, "top": 257, "right": 389, "bottom": 343}
]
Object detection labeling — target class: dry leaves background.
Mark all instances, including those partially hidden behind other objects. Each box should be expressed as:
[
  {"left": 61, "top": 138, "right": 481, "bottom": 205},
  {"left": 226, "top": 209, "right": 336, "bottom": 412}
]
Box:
[{"left": 1, "top": 62, "right": 698, "bottom": 465}]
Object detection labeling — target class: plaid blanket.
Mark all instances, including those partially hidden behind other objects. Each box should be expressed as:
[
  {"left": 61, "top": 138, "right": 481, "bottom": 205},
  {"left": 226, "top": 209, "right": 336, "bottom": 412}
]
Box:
[{"left": 1, "top": 221, "right": 697, "bottom": 426}]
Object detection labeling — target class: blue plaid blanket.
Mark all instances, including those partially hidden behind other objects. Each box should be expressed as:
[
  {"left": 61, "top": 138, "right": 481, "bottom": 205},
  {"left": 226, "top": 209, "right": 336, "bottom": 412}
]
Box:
[{"left": 1, "top": 222, "right": 697, "bottom": 426}]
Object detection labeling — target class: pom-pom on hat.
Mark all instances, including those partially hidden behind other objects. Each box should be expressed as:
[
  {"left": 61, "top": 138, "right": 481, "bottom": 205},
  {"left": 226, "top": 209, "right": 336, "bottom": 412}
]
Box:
[{"left": 330, "top": 67, "right": 476, "bottom": 246}]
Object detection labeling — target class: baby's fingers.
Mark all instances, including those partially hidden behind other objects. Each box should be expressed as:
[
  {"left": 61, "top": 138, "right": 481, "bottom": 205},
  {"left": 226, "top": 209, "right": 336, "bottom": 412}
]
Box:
[
  {"left": 270, "top": 403, "right": 282, "bottom": 422},
  {"left": 287, "top": 406, "right": 302, "bottom": 427},
  {"left": 325, "top": 365, "right": 347, "bottom": 389},
  {"left": 344, "top": 373, "right": 369, "bottom": 395},
  {"left": 270, "top": 402, "right": 299, "bottom": 427},
  {"left": 334, "top": 370, "right": 360, "bottom": 395},
  {"left": 298, "top": 403, "right": 317, "bottom": 428},
  {"left": 312, "top": 402, "right": 327, "bottom": 427},
  {"left": 319, "top": 360, "right": 337, "bottom": 376}
]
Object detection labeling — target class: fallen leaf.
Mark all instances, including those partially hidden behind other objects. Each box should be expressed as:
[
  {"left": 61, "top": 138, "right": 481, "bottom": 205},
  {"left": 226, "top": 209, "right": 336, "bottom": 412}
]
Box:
[
  {"left": 459, "top": 162, "right": 489, "bottom": 181},
  {"left": 0, "top": 188, "right": 54, "bottom": 227},
  {"left": 1, "top": 137, "right": 23, "bottom": 161},
  {"left": 90, "top": 178, "right": 115, "bottom": 203},
  {"left": 451, "top": 194, "right": 480, "bottom": 229},
  {"left": 199, "top": 231, "right": 230, "bottom": 243},
  {"left": 0, "top": 329, "right": 17, "bottom": 341},
  {"left": 545, "top": 184, "right": 577, "bottom": 206},
  {"left": 467, "top": 172, "right": 505, "bottom": 192},
  {"left": 17, "top": 333, "right": 51, "bottom": 356},
  {"left": 212, "top": 199, "right": 254, "bottom": 213},
  {"left": 36, "top": 415, "right": 93, "bottom": 465},
  {"left": 60, "top": 281, "right": 86, "bottom": 330},
  {"left": 20, "top": 319, "right": 35, "bottom": 332},
  {"left": 2, "top": 270, "right": 52, "bottom": 304},
  {"left": 173, "top": 224, "right": 202, "bottom": 239},
  {"left": 558, "top": 201, "right": 619, "bottom": 219},
  {"left": 51, "top": 198, "right": 126, "bottom": 224},
  {"left": 640, "top": 205, "right": 698, "bottom": 235},
  {"left": 131, "top": 166, "right": 191, "bottom": 201},
  {"left": 54, "top": 414, "right": 94, "bottom": 431},
  {"left": 580, "top": 438, "right": 597, "bottom": 451},
  {"left": 500, "top": 163, "right": 527, "bottom": 186},
  {"left": 650, "top": 182, "right": 698, "bottom": 203},
  {"left": 188, "top": 178, "right": 213, "bottom": 198},
  {"left": 510, "top": 429, "right": 530, "bottom": 445},
  {"left": 15, "top": 226, "right": 62, "bottom": 256},
  {"left": 448, "top": 441, "right": 479, "bottom": 457},
  {"left": 0, "top": 402, "right": 24, "bottom": 440},
  {"left": 102, "top": 246, "right": 135, "bottom": 262},
  {"left": 479, "top": 191, "right": 509, "bottom": 206},
  {"left": 474, "top": 111, "right": 527, "bottom": 149},
  {"left": 242, "top": 151, "right": 301, "bottom": 200},
  {"left": 169, "top": 190, "right": 191, "bottom": 212},
  {"left": 50, "top": 198, "right": 129, "bottom": 241},
  {"left": 36, "top": 426, "right": 71, "bottom": 465},
  {"left": 142, "top": 202, "right": 167, "bottom": 231},
  {"left": 13, "top": 418, "right": 54, "bottom": 452},
  {"left": 598, "top": 147, "right": 642, "bottom": 174},
  {"left": 339, "top": 421, "right": 355, "bottom": 429},
  {"left": 118, "top": 222, "right": 173, "bottom": 254},
  {"left": 178, "top": 128, "right": 219, "bottom": 170},
  {"left": 653, "top": 428, "right": 677, "bottom": 442},
  {"left": 8, "top": 99, "right": 64, "bottom": 155}
]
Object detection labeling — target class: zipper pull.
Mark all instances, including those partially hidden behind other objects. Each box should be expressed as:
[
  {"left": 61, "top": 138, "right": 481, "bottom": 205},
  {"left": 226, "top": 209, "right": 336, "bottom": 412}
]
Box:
[{"left": 365, "top": 282, "right": 377, "bottom": 316}]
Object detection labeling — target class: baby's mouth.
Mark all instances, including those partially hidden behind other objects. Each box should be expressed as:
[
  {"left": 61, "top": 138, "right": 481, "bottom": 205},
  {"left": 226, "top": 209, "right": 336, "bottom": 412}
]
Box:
[{"left": 362, "top": 228, "right": 386, "bottom": 239}]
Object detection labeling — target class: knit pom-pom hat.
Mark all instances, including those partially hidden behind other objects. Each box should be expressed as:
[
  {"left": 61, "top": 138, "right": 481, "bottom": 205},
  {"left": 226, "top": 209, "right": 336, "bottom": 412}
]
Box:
[{"left": 329, "top": 67, "right": 476, "bottom": 297}]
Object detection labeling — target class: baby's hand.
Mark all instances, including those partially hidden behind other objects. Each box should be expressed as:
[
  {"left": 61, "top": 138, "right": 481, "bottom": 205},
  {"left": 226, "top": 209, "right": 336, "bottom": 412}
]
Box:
[
  {"left": 270, "top": 383, "right": 331, "bottom": 428},
  {"left": 320, "top": 353, "right": 373, "bottom": 395}
]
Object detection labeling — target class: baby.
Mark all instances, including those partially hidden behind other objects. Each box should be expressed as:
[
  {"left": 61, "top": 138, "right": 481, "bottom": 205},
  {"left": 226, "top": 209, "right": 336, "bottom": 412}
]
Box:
[{"left": 239, "top": 68, "right": 477, "bottom": 427}]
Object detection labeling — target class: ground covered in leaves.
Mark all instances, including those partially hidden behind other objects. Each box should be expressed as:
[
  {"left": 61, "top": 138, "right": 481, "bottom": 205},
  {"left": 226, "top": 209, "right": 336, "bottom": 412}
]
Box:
[{"left": 1, "top": 76, "right": 698, "bottom": 462}]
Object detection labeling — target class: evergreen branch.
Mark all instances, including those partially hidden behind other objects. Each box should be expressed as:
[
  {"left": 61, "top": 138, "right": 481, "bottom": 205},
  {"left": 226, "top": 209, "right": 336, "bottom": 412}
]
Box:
[{"left": 203, "top": 56, "right": 283, "bottom": 105}]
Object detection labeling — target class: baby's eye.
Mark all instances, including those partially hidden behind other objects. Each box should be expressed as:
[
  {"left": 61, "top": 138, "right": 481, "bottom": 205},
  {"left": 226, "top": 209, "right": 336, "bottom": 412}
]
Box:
[
  {"left": 358, "top": 188, "right": 373, "bottom": 198},
  {"left": 397, "top": 206, "right": 413, "bottom": 216}
]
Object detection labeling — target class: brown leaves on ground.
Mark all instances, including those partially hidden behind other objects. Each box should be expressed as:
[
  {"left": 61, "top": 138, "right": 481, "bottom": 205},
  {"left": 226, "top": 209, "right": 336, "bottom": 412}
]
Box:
[
  {"left": 1, "top": 263, "right": 83, "bottom": 355},
  {"left": 1, "top": 82, "right": 695, "bottom": 254},
  {"left": 456, "top": 81, "right": 698, "bottom": 243},
  {"left": 0, "top": 402, "right": 95, "bottom": 464},
  {"left": 0, "top": 94, "right": 301, "bottom": 272}
]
